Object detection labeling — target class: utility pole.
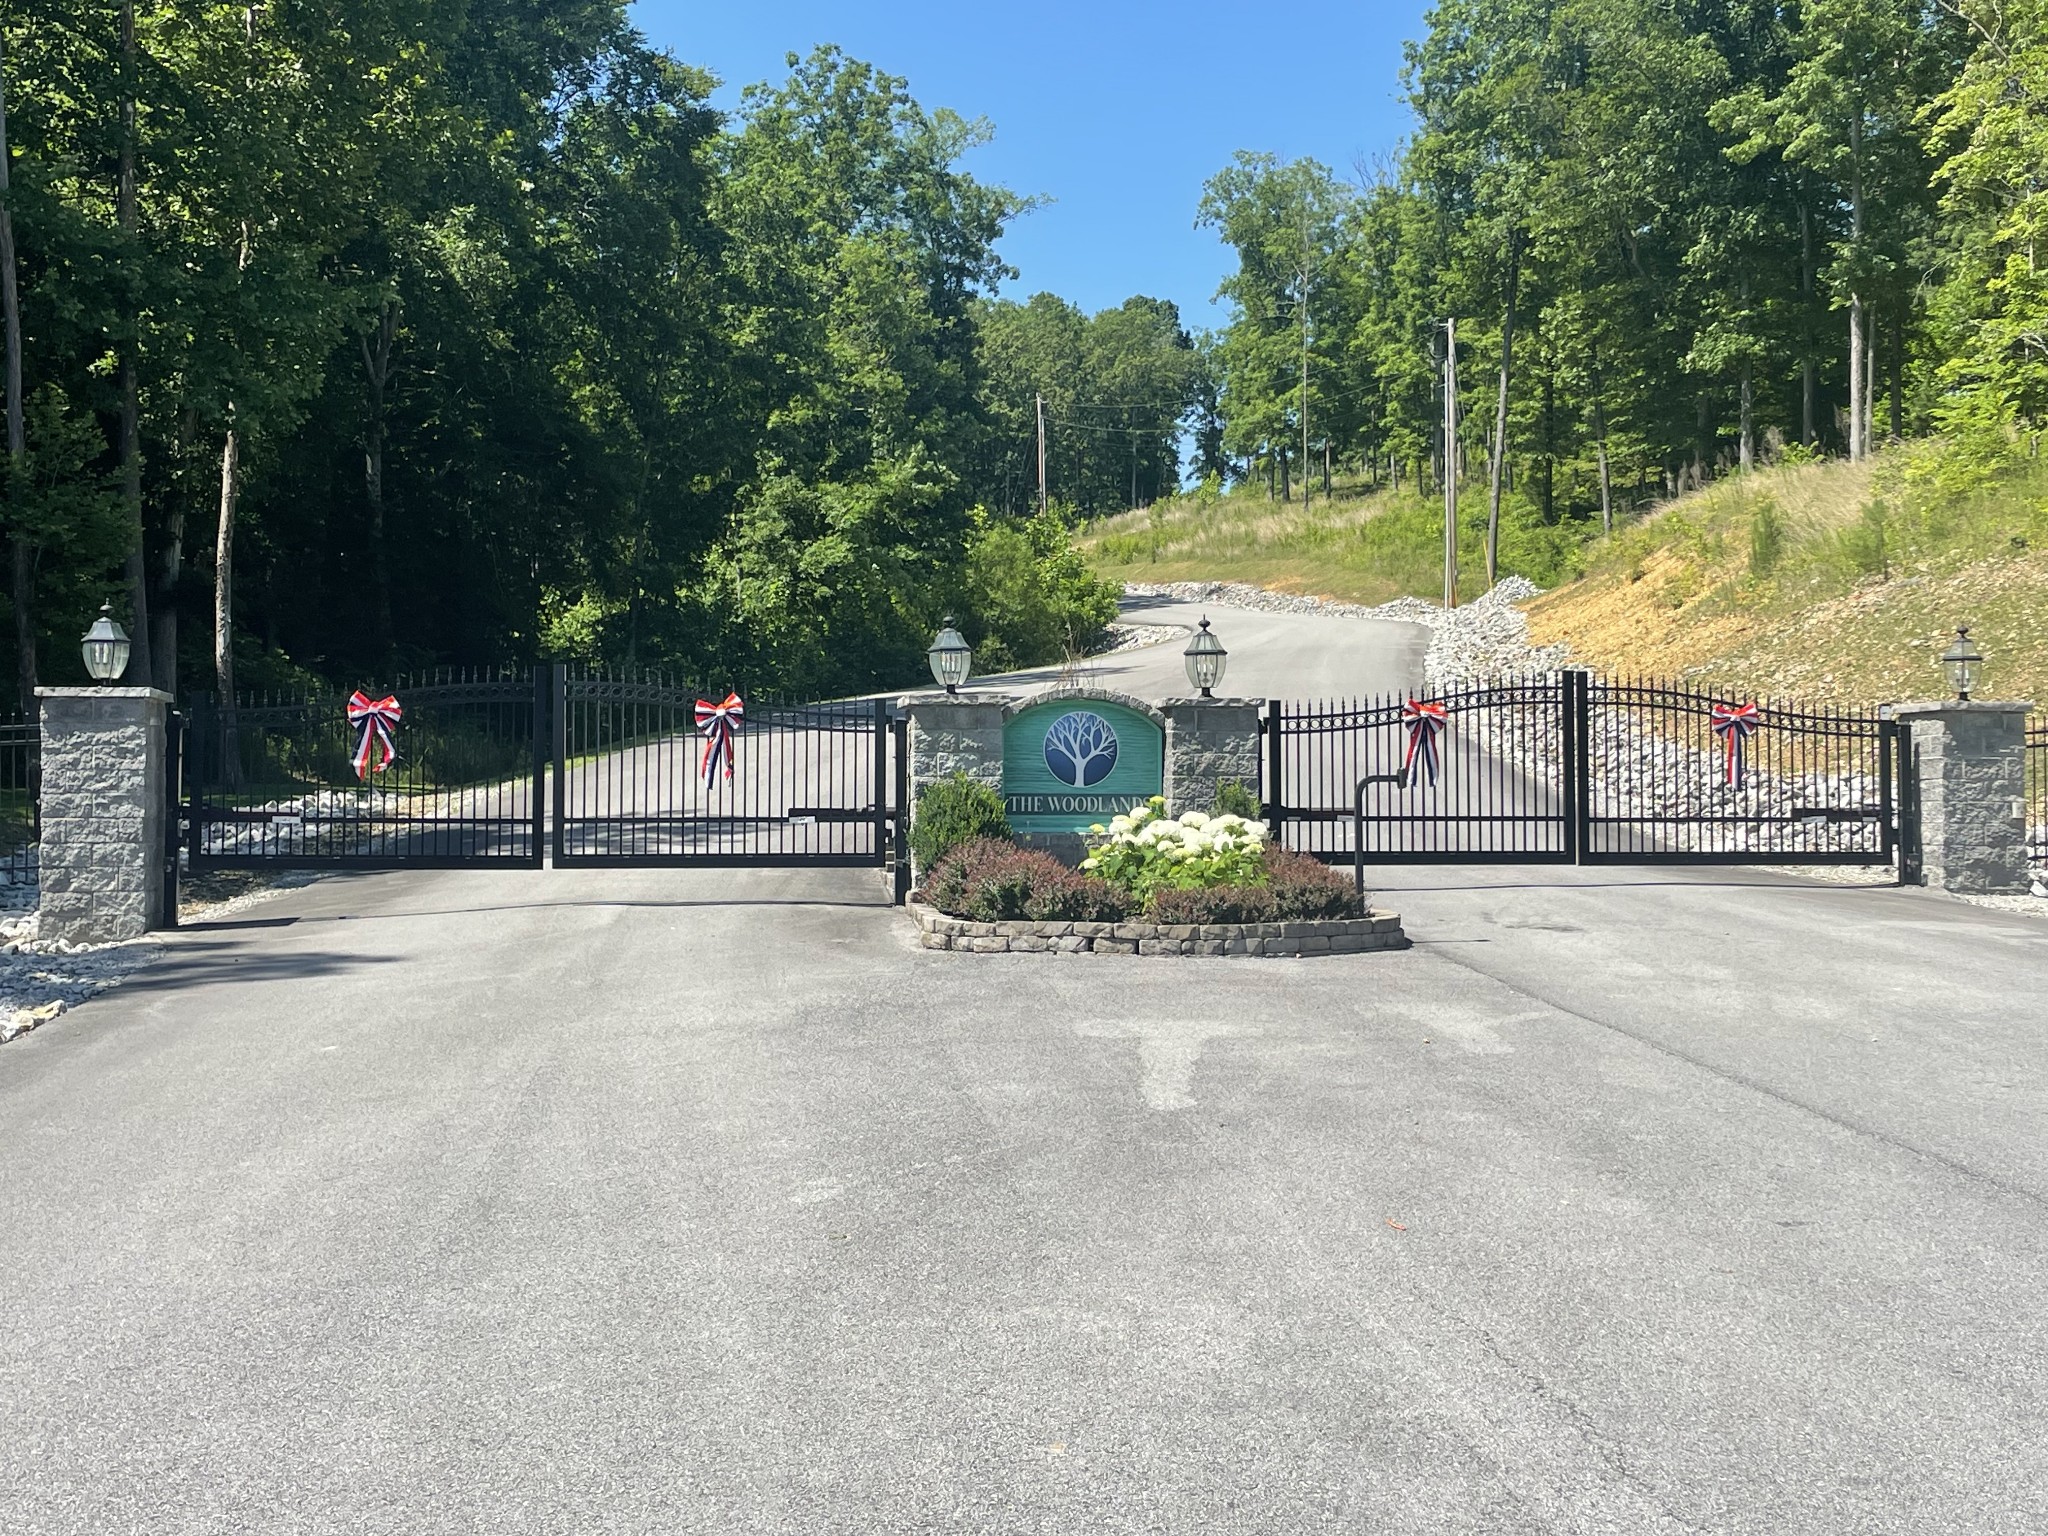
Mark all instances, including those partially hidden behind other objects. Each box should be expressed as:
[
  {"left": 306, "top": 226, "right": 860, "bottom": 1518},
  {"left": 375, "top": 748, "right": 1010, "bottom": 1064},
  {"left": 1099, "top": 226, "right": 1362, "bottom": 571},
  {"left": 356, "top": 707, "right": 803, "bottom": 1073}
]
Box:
[
  {"left": 1443, "top": 318, "right": 1459, "bottom": 611},
  {"left": 1035, "top": 391, "right": 1047, "bottom": 515},
  {"left": 1299, "top": 258, "right": 1311, "bottom": 511}
]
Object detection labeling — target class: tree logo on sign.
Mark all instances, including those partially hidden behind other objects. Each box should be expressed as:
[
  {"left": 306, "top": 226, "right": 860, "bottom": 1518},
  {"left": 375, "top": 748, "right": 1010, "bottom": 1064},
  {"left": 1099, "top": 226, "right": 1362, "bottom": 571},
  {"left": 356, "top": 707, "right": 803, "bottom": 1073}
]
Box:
[{"left": 1043, "top": 711, "right": 1119, "bottom": 788}]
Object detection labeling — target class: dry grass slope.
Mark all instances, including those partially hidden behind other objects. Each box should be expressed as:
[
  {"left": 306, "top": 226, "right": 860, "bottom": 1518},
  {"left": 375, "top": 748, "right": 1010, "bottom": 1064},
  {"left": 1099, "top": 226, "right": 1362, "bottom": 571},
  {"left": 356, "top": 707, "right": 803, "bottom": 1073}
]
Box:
[
  {"left": 1084, "top": 482, "right": 1516, "bottom": 607},
  {"left": 1527, "top": 452, "right": 2048, "bottom": 707}
]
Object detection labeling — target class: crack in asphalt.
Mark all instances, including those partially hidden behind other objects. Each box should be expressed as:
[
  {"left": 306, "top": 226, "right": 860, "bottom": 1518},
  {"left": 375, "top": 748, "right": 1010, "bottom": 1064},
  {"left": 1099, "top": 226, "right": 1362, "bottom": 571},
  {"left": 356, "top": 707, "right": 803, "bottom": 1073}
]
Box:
[{"left": 1411, "top": 929, "right": 2048, "bottom": 1218}]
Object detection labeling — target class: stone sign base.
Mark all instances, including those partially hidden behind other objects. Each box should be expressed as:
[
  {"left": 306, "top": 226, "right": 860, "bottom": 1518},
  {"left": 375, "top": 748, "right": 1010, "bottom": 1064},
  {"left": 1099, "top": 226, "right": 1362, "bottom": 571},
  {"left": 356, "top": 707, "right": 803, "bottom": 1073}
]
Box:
[{"left": 907, "top": 900, "right": 1408, "bottom": 957}]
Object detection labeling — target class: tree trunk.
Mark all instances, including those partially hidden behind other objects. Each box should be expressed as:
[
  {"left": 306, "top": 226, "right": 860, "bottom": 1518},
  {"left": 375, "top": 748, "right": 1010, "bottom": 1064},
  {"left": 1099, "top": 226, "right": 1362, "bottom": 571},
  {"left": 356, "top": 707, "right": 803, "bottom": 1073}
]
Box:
[
  {"left": 1278, "top": 445, "right": 1290, "bottom": 504},
  {"left": 1, "top": 36, "right": 35, "bottom": 712},
  {"left": 1847, "top": 114, "right": 1866, "bottom": 462},
  {"left": 362, "top": 301, "right": 396, "bottom": 656},
  {"left": 1486, "top": 233, "right": 1522, "bottom": 587},
  {"left": 1850, "top": 296, "right": 1868, "bottom": 461},
  {"left": 1889, "top": 307, "right": 1903, "bottom": 441},
  {"left": 118, "top": 0, "right": 152, "bottom": 686},
  {"left": 1739, "top": 359, "right": 1755, "bottom": 472},
  {"left": 150, "top": 410, "right": 192, "bottom": 697},
  {"left": 214, "top": 415, "right": 239, "bottom": 701},
  {"left": 1799, "top": 199, "right": 1816, "bottom": 447},
  {"left": 1589, "top": 341, "right": 1613, "bottom": 535}
]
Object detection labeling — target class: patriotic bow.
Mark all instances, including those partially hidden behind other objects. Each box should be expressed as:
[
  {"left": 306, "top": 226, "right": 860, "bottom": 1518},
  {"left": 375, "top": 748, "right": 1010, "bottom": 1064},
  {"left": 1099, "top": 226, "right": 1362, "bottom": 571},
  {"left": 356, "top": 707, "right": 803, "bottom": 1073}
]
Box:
[
  {"left": 347, "top": 691, "right": 402, "bottom": 780},
  {"left": 1401, "top": 698, "right": 1447, "bottom": 789},
  {"left": 695, "top": 692, "right": 744, "bottom": 789},
  {"left": 1709, "top": 701, "right": 1762, "bottom": 789}
]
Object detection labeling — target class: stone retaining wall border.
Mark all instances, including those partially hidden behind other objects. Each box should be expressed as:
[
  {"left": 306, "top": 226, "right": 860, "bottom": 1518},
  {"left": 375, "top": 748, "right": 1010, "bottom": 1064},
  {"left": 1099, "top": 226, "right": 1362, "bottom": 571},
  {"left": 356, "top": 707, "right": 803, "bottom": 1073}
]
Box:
[{"left": 907, "top": 899, "right": 1408, "bottom": 957}]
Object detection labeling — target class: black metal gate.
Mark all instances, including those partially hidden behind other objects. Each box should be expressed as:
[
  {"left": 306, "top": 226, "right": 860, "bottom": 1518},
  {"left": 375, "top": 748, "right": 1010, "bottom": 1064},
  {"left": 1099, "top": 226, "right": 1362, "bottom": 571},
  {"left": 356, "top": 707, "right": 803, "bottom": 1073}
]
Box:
[
  {"left": 181, "top": 666, "right": 907, "bottom": 891},
  {"left": 1267, "top": 671, "right": 1898, "bottom": 868},
  {"left": 551, "top": 667, "right": 899, "bottom": 873},
  {"left": 184, "top": 670, "right": 547, "bottom": 869}
]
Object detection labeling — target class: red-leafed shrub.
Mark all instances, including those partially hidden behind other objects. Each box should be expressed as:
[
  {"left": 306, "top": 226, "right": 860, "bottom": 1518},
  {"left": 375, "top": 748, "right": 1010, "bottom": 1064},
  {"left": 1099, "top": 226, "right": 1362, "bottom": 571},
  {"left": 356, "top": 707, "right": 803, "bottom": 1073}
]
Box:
[
  {"left": 922, "top": 838, "right": 1127, "bottom": 922},
  {"left": 1144, "top": 883, "right": 1280, "bottom": 924},
  {"left": 1262, "top": 846, "right": 1367, "bottom": 920}
]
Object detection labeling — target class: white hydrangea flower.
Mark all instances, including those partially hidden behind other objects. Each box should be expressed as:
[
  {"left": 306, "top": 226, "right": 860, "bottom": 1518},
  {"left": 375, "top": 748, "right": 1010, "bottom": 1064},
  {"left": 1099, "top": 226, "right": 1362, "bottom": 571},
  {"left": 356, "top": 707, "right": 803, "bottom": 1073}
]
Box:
[{"left": 1178, "top": 810, "right": 1208, "bottom": 828}]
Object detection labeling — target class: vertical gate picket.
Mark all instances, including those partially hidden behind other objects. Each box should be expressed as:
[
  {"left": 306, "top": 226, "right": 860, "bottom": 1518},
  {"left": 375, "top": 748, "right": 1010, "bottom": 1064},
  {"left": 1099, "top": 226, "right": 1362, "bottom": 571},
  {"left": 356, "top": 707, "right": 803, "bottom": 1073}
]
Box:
[{"left": 1263, "top": 698, "right": 1283, "bottom": 829}]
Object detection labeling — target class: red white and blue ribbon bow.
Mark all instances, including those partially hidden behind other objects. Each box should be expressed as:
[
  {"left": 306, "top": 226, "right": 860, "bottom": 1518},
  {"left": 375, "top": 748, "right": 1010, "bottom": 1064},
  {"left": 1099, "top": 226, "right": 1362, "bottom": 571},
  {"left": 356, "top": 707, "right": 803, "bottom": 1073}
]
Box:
[
  {"left": 695, "top": 692, "right": 744, "bottom": 788},
  {"left": 1401, "top": 698, "right": 1447, "bottom": 789},
  {"left": 1710, "top": 701, "right": 1762, "bottom": 789},
  {"left": 347, "top": 690, "right": 402, "bottom": 780}
]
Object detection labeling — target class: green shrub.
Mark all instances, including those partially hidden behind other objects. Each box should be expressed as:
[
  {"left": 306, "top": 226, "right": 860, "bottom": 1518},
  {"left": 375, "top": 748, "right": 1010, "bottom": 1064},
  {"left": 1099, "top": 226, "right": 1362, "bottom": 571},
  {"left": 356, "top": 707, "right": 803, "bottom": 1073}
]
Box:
[
  {"left": 922, "top": 838, "right": 1125, "bottom": 922},
  {"left": 1210, "top": 779, "right": 1262, "bottom": 819},
  {"left": 963, "top": 504, "right": 1121, "bottom": 670},
  {"left": 910, "top": 774, "right": 1012, "bottom": 872},
  {"left": 1082, "top": 798, "right": 1268, "bottom": 905},
  {"left": 1749, "top": 497, "right": 1785, "bottom": 576}
]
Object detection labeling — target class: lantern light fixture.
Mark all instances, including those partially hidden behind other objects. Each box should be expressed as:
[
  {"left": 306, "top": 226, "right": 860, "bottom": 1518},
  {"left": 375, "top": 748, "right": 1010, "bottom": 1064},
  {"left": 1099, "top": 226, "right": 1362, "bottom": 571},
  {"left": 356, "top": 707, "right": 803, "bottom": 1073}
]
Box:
[
  {"left": 927, "top": 617, "right": 972, "bottom": 695},
  {"left": 1183, "top": 616, "right": 1228, "bottom": 699},
  {"left": 81, "top": 604, "right": 132, "bottom": 684},
  {"left": 1940, "top": 625, "right": 1984, "bottom": 701}
]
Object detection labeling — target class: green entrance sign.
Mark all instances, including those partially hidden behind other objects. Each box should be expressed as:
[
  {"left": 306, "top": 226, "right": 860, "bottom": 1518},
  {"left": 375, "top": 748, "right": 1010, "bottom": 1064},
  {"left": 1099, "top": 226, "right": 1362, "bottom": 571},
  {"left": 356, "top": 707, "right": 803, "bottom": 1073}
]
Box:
[{"left": 1001, "top": 697, "right": 1164, "bottom": 834}]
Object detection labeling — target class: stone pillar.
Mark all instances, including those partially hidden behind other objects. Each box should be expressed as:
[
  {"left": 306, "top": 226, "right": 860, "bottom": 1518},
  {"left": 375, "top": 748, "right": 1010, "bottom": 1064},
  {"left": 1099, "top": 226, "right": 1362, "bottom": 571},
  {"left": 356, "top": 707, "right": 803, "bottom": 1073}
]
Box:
[
  {"left": 1893, "top": 699, "right": 2035, "bottom": 894},
  {"left": 1160, "top": 697, "right": 1263, "bottom": 817},
  {"left": 898, "top": 691, "right": 1013, "bottom": 878},
  {"left": 37, "top": 686, "right": 175, "bottom": 942}
]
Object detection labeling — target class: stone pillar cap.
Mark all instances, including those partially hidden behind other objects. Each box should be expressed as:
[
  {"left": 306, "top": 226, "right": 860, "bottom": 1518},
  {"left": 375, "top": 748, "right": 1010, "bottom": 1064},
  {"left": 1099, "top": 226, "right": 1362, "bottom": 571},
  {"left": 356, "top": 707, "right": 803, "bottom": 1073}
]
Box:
[
  {"left": 895, "top": 689, "right": 1020, "bottom": 709},
  {"left": 37, "top": 685, "right": 175, "bottom": 704},
  {"left": 1890, "top": 698, "right": 2036, "bottom": 717},
  {"left": 1159, "top": 695, "right": 1264, "bottom": 708}
]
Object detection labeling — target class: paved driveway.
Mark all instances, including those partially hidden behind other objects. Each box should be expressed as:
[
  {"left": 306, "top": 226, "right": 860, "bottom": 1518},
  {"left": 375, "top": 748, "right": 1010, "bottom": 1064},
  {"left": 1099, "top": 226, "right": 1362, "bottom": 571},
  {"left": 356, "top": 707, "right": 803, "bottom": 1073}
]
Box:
[
  {"left": 960, "top": 591, "right": 1429, "bottom": 701},
  {"left": 4, "top": 858, "right": 2045, "bottom": 1534}
]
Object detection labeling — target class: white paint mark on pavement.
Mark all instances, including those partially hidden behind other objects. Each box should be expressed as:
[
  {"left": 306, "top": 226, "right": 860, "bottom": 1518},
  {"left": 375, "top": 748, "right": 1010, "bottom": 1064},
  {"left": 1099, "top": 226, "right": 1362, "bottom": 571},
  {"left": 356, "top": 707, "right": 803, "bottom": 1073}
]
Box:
[{"left": 1074, "top": 1017, "right": 1248, "bottom": 1110}]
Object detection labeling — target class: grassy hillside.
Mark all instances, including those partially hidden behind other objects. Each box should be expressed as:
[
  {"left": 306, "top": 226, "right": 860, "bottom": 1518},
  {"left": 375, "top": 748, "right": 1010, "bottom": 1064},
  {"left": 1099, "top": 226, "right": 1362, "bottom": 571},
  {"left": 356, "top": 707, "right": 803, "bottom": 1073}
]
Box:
[
  {"left": 1527, "top": 449, "right": 2048, "bottom": 708},
  {"left": 1086, "top": 448, "right": 2048, "bottom": 709},
  {"left": 1081, "top": 479, "right": 1581, "bottom": 608}
]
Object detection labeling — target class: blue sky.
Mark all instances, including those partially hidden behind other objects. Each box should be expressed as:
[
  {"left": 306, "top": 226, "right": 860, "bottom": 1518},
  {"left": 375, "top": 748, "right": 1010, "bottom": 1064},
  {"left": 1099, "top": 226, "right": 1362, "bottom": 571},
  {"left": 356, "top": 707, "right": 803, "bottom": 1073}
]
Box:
[{"left": 630, "top": 1, "right": 1433, "bottom": 334}]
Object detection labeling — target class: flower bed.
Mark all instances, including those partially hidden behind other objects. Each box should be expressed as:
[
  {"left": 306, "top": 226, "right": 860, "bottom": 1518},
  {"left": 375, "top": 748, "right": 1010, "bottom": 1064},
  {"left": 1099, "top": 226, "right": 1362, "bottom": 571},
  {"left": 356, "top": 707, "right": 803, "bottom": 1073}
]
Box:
[{"left": 910, "top": 796, "right": 1406, "bottom": 956}]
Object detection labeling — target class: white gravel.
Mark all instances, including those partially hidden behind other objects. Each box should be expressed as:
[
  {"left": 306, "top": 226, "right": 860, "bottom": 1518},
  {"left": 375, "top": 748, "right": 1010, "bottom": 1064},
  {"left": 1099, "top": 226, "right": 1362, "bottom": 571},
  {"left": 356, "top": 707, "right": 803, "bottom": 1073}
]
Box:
[
  {"left": 0, "top": 905, "right": 160, "bottom": 1045},
  {"left": 1095, "top": 622, "right": 1183, "bottom": 655},
  {"left": 0, "top": 869, "right": 326, "bottom": 1047}
]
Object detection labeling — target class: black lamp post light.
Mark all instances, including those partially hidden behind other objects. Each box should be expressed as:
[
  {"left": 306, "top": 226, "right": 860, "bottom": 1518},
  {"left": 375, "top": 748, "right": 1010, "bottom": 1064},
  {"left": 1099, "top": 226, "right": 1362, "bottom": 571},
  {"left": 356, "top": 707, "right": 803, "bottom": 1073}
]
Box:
[
  {"left": 927, "top": 617, "right": 973, "bottom": 695},
  {"left": 1183, "top": 616, "right": 1227, "bottom": 699},
  {"left": 1941, "top": 626, "right": 1984, "bottom": 701},
  {"left": 81, "top": 604, "right": 132, "bottom": 684}
]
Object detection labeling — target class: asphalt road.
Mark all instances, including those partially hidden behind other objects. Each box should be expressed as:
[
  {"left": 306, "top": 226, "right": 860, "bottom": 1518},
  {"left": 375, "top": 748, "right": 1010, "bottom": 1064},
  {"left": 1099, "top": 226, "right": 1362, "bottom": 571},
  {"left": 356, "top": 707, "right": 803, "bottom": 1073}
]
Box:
[
  {"left": 959, "top": 591, "right": 1430, "bottom": 701},
  {"left": 4, "top": 861, "right": 2045, "bottom": 1534},
  {"left": 7, "top": 602, "right": 2048, "bottom": 1533}
]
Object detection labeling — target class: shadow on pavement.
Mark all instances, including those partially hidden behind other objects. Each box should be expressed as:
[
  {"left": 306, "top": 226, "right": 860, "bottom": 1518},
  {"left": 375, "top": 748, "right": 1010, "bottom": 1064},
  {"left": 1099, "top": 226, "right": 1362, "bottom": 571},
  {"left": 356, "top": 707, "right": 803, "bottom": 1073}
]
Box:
[{"left": 118, "top": 941, "right": 401, "bottom": 994}]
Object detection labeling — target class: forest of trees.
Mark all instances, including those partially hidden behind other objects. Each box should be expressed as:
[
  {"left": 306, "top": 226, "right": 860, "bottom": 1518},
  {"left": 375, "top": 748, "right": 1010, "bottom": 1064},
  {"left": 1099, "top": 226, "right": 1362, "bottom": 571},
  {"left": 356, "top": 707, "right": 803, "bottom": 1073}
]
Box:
[
  {"left": 5, "top": 0, "right": 2044, "bottom": 702},
  {"left": 1199, "top": 0, "right": 2045, "bottom": 584},
  {"left": 0, "top": 4, "right": 1183, "bottom": 705}
]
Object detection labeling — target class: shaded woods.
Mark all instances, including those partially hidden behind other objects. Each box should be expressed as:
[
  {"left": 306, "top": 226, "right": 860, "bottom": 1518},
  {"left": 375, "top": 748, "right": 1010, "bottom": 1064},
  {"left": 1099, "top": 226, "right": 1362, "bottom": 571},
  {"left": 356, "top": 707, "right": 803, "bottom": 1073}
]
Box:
[{"left": 0, "top": 8, "right": 1175, "bottom": 702}]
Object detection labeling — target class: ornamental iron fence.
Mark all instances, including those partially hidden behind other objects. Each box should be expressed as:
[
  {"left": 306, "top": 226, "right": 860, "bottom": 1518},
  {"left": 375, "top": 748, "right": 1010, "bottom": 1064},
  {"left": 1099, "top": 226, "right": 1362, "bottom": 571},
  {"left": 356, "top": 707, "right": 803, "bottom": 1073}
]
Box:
[
  {"left": 552, "top": 667, "right": 896, "bottom": 870},
  {"left": 183, "top": 669, "right": 545, "bottom": 869},
  {"left": 1265, "top": 671, "right": 1896, "bottom": 868},
  {"left": 0, "top": 712, "right": 38, "bottom": 896}
]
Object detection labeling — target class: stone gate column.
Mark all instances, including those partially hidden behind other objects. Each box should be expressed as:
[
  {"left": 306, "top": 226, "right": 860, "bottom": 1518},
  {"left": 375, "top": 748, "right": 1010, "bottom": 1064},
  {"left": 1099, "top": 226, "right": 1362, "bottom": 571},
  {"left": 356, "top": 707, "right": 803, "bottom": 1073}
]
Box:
[
  {"left": 36, "top": 687, "right": 174, "bottom": 942},
  {"left": 897, "top": 691, "right": 1013, "bottom": 880},
  {"left": 1160, "top": 697, "right": 1263, "bottom": 818},
  {"left": 1893, "top": 699, "right": 2035, "bottom": 894}
]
